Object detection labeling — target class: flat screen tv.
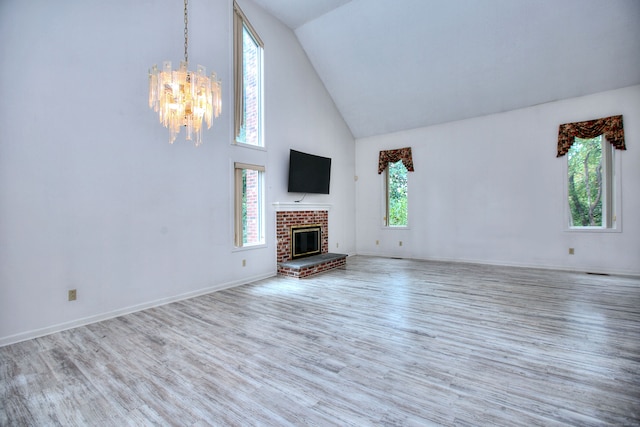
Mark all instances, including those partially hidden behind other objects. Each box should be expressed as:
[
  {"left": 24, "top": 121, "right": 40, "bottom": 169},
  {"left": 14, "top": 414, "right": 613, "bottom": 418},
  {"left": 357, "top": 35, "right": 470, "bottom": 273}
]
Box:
[{"left": 287, "top": 149, "right": 331, "bottom": 194}]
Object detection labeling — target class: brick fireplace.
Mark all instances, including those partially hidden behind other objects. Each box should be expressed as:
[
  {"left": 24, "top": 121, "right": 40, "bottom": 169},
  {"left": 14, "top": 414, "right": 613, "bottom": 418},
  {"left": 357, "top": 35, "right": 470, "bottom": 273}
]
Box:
[
  {"left": 276, "top": 210, "right": 328, "bottom": 263},
  {"left": 274, "top": 203, "right": 346, "bottom": 278}
]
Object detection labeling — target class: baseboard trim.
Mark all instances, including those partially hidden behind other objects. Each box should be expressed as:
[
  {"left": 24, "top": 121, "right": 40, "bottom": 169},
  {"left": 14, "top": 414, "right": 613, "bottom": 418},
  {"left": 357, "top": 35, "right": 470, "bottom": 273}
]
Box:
[
  {"left": 353, "top": 252, "right": 640, "bottom": 277},
  {"left": 0, "top": 272, "right": 275, "bottom": 348}
]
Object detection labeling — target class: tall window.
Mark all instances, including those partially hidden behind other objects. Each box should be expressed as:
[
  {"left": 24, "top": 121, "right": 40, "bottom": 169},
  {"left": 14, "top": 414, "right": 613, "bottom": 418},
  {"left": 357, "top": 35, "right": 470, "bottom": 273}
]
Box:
[
  {"left": 567, "top": 135, "right": 616, "bottom": 229},
  {"left": 234, "top": 2, "right": 263, "bottom": 147},
  {"left": 234, "top": 163, "right": 265, "bottom": 247},
  {"left": 557, "top": 115, "right": 625, "bottom": 231},
  {"left": 386, "top": 160, "right": 408, "bottom": 227},
  {"left": 378, "top": 147, "right": 414, "bottom": 227}
]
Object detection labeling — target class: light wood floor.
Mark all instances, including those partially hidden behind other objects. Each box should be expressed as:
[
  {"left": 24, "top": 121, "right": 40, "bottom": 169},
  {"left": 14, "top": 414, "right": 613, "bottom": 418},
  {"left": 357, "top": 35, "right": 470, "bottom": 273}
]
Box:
[{"left": 1, "top": 256, "right": 639, "bottom": 426}]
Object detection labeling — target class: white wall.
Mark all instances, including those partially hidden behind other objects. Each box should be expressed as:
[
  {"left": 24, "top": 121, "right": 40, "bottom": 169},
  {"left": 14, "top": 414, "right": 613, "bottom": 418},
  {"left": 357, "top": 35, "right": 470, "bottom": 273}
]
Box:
[
  {"left": 238, "top": 0, "right": 356, "bottom": 256},
  {"left": 355, "top": 85, "right": 640, "bottom": 276},
  {"left": 0, "top": 0, "right": 355, "bottom": 345}
]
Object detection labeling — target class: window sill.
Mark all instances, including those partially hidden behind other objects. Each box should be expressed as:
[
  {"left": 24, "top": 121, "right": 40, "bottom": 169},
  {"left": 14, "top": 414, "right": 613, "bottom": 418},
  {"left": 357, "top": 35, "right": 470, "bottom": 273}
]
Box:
[
  {"left": 565, "top": 226, "right": 621, "bottom": 233},
  {"left": 232, "top": 141, "right": 266, "bottom": 151},
  {"left": 233, "top": 243, "right": 268, "bottom": 252}
]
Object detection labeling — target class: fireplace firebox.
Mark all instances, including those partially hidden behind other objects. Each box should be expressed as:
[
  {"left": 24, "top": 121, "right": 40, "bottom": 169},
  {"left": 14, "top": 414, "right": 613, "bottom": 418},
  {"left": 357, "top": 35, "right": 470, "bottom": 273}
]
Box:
[{"left": 291, "top": 225, "right": 321, "bottom": 259}]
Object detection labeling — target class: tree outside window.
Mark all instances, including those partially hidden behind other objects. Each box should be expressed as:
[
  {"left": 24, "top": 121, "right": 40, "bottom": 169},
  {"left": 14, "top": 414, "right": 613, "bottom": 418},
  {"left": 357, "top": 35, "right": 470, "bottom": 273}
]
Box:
[
  {"left": 386, "top": 160, "right": 408, "bottom": 227},
  {"left": 567, "top": 135, "right": 615, "bottom": 228}
]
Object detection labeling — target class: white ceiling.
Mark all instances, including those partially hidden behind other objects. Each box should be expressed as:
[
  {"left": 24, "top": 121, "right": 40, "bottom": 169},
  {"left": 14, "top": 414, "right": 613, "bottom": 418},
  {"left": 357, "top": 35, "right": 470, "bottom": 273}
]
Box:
[{"left": 252, "top": 0, "right": 640, "bottom": 139}]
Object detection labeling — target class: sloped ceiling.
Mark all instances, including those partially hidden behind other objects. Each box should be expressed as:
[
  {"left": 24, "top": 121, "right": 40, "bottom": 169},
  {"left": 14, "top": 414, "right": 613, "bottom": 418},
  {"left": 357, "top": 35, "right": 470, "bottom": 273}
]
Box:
[{"left": 251, "top": 0, "right": 640, "bottom": 139}]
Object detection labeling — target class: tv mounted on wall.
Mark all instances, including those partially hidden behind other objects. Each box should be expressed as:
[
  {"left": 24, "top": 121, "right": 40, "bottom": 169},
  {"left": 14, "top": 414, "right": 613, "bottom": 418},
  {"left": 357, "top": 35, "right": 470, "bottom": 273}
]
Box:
[{"left": 287, "top": 149, "right": 331, "bottom": 194}]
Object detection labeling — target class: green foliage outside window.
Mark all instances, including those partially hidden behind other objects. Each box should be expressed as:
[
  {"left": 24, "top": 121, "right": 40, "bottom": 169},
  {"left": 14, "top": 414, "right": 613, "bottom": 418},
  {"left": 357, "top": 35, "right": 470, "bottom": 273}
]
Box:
[
  {"left": 567, "top": 136, "right": 604, "bottom": 227},
  {"left": 388, "top": 161, "right": 408, "bottom": 226}
]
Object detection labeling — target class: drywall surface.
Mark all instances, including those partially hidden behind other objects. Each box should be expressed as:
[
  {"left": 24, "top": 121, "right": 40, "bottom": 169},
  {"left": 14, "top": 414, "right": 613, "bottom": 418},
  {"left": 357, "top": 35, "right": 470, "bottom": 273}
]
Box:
[
  {"left": 355, "top": 86, "right": 640, "bottom": 275},
  {"left": 0, "top": 0, "right": 355, "bottom": 345}
]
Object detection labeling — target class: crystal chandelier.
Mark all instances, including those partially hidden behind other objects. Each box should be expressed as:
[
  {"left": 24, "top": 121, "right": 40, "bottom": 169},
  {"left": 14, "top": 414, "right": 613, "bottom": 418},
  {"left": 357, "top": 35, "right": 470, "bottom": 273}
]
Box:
[{"left": 149, "top": 0, "right": 221, "bottom": 146}]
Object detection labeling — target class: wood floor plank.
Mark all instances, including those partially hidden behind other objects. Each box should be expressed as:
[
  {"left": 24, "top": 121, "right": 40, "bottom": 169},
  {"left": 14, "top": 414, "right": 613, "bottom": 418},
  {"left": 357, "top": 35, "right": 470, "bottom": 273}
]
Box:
[{"left": 1, "top": 256, "right": 639, "bottom": 426}]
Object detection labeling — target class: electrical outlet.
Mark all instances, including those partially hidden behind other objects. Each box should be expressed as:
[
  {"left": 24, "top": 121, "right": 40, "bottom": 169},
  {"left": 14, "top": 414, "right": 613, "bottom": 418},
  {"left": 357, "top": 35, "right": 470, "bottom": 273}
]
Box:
[
  {"left": 68, "top": 289, "right": 77, "bottom": 301},
  {"left": 336, "top": 242, "right": 339, "bottom": 248},
  {"left": 569, "top": 248, "right": 575, "bottom": 255},
  {"left": 242, "top": 259, "right": 246, "bottom": 267},
  {"left": 399, "top": 241, "right": 403, "bottom": 246},
  {"left": 376, "top": 240, "right": 379, "bottom": 245}
]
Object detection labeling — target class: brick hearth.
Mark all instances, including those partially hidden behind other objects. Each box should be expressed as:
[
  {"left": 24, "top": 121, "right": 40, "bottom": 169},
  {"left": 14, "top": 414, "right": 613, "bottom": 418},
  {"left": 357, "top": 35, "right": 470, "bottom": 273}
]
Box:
[{"left": 278, "top": 253, "right": 347, "bottom": 279}]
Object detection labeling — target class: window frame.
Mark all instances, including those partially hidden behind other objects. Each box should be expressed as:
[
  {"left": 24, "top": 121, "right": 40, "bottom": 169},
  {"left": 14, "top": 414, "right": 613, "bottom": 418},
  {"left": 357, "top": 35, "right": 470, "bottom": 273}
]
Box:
[
  {"left": 383, "top": 160, "right": 409, "bottom": 228},
  {"left": 233, "top": 2, "right": 264, "bottom": 148},
  {"left": 563, "top": 135, "right": 621, "bottom": 233},
  {"left": 234, "top": 162, "right": 266, "bottom": 247}
]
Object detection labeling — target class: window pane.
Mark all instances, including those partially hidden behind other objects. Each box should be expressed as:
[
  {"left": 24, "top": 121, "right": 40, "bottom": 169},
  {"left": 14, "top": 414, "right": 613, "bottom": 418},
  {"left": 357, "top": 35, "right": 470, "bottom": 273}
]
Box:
[
  {"left": 242, "top": 168, "right": 263, "bottom": 245},
  {"left": 387, "top": 161, "right": 408, "bottom": 227},
  {"left": 238, "top": 26, "right": 261, "bottom": 146},
  {"left": 567, "top": 136, "right": 603, "bottom": 227}
]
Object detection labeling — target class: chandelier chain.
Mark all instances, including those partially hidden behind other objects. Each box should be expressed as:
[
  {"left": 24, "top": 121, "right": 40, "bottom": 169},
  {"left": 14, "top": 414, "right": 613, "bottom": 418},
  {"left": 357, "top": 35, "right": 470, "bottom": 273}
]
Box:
[{"left": 183, "top": 0, "right": 189, "bottom": 63}]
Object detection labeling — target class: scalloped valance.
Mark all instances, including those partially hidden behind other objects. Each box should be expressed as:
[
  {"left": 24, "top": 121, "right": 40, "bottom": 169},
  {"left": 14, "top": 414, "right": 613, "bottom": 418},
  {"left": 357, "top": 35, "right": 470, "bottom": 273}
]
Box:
[
  {"left": 557, "top": 115, "right": 625, "bottom": 157},
  {"left": 378, "top": 147, "right": 415, "bottom": 174}
]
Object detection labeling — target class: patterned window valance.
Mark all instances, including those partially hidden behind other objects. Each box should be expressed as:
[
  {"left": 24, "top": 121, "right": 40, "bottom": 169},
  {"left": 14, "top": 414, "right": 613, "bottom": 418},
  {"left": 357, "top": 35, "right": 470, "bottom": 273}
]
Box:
[
  {"left": 378, "top": 147, "right": 415, "bottom": 174},
  {"left": 557, "top": 115, "right": 625, "bottom": 157}
]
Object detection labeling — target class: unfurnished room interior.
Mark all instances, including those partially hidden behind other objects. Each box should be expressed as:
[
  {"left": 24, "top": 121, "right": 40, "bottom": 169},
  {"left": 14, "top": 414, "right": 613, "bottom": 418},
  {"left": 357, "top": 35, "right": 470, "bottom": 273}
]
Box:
[{"left": 1, "top": 0, "right": 639, "bottom": 425}]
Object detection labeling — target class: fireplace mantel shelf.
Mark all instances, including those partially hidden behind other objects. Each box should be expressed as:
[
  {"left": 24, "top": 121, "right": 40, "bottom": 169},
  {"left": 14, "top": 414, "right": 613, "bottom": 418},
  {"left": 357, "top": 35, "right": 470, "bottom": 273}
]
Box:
[{"left": 272, "top": 202, "right": 332, "bottom": 212}]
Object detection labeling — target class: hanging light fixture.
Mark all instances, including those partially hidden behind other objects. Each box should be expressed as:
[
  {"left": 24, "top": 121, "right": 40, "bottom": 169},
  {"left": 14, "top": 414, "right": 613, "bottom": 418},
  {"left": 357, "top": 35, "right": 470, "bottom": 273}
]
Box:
[{"left": 149, "top": 0, "right": 221, "bottom": 146}]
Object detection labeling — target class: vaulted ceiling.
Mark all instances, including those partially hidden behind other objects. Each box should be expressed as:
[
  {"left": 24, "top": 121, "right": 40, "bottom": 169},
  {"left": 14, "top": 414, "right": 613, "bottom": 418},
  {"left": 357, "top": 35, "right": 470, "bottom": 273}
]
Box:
[{"left": 251, "top": 0, "right": 640, "bottom": 139}]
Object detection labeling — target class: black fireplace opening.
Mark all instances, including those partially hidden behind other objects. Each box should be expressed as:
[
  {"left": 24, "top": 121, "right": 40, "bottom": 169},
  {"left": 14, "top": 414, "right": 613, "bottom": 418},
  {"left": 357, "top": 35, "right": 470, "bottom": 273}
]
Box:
[{"left": 291, "top": 225, "right": 321, "bottom": 259}]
